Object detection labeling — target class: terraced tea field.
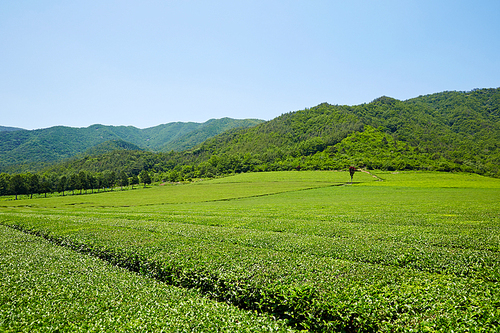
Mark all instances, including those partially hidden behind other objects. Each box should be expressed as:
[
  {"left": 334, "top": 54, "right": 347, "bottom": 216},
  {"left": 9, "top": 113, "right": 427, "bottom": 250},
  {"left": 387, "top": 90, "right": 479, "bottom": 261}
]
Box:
[{"left": 1, "top": 171, "right": 499, "bottom": 332}]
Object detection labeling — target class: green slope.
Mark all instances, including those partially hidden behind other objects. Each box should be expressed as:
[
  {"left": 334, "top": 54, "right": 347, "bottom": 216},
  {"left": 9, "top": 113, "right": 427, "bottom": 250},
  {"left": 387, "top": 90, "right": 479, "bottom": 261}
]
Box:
[
  {"left": 184, "top": 88, "right": 500, "bottom": 176},
  {"left": 160, "top": 118, "right": 264, "bottom": 152},
  {"left": 5, "top": 88, "right": 499, "bottom": 177},
  {"left": 192, "top": 103, "right": 363, "bottom": 159},
  {"left": 82, "top": 139, "right": 144, "bottom": 156},
  {"left": 0, "top": 126, "right": 25, "bottom": 132},
  {"left": 0, "top": 118, "right": 263, "bottom": 172}
]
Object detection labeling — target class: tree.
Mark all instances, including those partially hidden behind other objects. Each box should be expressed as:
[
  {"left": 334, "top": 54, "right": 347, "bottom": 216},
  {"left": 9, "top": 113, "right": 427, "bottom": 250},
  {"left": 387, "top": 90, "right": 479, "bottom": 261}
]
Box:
[
  {"left": 68, "top": 173, "right": 79, "bottom": 195},
  {"left": 87, "top": 173, "right": 97, "bottom": 194},
  {"left": 78, "top": 171, "right": 88, "bottom": 194},
  {"left": 139, "top": 170, "right": 151, "bottom": 187},
  {"left": 24, "top": 173, "right": 40, "bottom": 199},
  {"left": 95, "top": 173, "right": 104, "bottom": 192},
  {"left": 167, "top": 170, "right": 180, "bottom": 182},
  {"left": 9, "top": 174, "right": 25, "bottom": 200},
  {"left": 0, "top": 173, "right": 11, "bottom": 196},
  {"left": 130, "top": 174, "right": 139, "bottom": 189},
  {"left": 57, "top": 176, "right": 67, "bottom": 196},
  {"left": 39, "top": 177, "right": 52, "bottom": 198},
  {"left": 103, "top": 171, "right": 116, "bottom": 191},
  {"left": 349, "top": 166, "right": 356, "bottom": 184},
  {"left": 118, "top": 171, "right": 129, "bottom": 190}
]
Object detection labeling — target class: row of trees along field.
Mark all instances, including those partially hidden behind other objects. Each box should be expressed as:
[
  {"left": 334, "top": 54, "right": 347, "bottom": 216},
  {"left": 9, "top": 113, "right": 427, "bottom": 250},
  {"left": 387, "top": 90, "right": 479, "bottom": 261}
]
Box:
[{"left": 0, "top": 170, "right": 152, "bottom": 199}]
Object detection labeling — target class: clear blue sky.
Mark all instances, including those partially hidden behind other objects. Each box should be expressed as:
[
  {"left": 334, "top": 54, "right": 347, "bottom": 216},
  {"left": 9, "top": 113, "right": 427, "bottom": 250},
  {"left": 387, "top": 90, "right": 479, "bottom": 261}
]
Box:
[{"left": 1, "top": 1, "right": 499, "bottom": 130}]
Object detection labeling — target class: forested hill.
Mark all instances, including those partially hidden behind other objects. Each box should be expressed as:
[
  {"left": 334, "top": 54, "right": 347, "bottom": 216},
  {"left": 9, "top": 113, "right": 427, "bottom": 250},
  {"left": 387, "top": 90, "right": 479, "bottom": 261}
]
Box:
[
  {"left": 0, "top": 118, "right": 263, "bottom": 172},
  {"left": 159, "top": 118, "right": 265, "bottom": 152},
  {"left": 0, "top": 126, "right": 25, "bottom": 132},
  {"left": 190, "top": 89, "right": 496, "bottom": 151},
  {"left": 38, "top": 88, "right": 500, "bottom": 180},
  {"left": 183, "top": 88, "right": 499, "bottom": 176},
  {"left": 81, "top": 140, "right": 144, "bottom": 156}
]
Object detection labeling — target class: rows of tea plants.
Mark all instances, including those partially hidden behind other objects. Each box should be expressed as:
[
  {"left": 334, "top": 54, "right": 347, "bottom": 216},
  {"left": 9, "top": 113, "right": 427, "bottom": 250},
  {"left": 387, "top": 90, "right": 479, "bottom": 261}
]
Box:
[
  {"left": 0, "top": 225, "right": 291, "bottom": 332},
  {"left": 2, "top": 211, "right": 499, "bottom": 332},
  {"left": 7, "top": 210, "right": 499, "bottom": 282},
  {"left": 1, "top": 171, "right": 499, "bottom": 331}
]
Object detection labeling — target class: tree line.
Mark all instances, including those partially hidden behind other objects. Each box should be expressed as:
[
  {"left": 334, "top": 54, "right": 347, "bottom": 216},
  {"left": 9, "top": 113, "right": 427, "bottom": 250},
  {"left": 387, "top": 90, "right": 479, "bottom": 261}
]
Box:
[{"left": 0, "top": 170, "right": 152, "bottom": 200}]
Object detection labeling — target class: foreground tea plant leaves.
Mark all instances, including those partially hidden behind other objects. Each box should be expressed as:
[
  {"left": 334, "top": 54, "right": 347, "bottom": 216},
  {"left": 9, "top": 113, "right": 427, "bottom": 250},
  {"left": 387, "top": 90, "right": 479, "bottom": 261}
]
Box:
[
  {"left": 0, "top": 225, "right": 292, "bottom": 332},
  {"left": 2, "top": 214, "right": 499, "bottom": 332}
]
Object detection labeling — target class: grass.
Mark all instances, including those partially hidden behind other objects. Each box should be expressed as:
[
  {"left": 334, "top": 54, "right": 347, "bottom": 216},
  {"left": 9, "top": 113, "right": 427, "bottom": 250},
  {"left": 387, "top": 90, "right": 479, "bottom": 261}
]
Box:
[{"left": 1, "top": 170, "right": 499, "bottom": 331}]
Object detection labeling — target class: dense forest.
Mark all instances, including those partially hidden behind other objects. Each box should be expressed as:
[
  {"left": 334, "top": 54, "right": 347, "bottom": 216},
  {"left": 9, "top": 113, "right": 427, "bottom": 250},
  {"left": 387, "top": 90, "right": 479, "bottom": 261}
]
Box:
[
  {"left": 0, "top": 126, "right": 24, "bottom": 132},
  {"left": 0, "top": 118, "right": 263, "bottom": 173},
  {"left": 1, "top": 88, "right": 499, "bottom": 199}
]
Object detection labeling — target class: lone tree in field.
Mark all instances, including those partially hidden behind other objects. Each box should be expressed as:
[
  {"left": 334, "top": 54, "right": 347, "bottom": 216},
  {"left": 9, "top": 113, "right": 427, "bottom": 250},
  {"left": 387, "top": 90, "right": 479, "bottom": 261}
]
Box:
[{"left": 349, "top": 166, "right": 356, "bottom": 184}]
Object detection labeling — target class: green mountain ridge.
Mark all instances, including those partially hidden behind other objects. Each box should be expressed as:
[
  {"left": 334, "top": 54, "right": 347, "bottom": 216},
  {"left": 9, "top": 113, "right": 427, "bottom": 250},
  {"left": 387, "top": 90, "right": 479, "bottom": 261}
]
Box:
[
  {"left": 160, "top": 118, "right": 264, "bottom": 152},
  {"left": 34, "top": 88, "right": 500, "bottom": 180},
  {"left": 181, "top": 88, "right": 499, "bottom": 175},
  {"left": 0, "top": 118, "right": 264, "bottom": 172},
  {"left": 0, "top": 126, "right": 25, "bottom": 132},
  {"left": 2, "top": 88, "right": 499, "bottom": 178}
]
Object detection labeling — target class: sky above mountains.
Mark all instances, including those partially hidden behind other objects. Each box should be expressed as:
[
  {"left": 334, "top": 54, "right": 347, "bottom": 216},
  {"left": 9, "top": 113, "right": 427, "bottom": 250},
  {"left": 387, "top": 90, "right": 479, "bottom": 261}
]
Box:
[{"left": 1, "top": 1, "right": 499, "bottom": 130}]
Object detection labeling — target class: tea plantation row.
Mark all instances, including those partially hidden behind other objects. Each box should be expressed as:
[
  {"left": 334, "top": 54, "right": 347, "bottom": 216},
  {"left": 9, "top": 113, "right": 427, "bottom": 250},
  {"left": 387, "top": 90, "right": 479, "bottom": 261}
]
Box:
[
  {"left": 0, "top": 225, "right": 291, "bottom": 332},
  {"left": 1, "top": 171, "right": 499, "bottom": 331},
  {"left": 2, "top": 211, "right": 498, "bottom": 331}
]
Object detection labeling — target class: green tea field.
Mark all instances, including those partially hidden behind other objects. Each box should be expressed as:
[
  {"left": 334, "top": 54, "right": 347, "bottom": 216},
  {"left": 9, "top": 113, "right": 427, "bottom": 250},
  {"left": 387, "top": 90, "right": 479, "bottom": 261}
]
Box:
[{"left": 1, "top": 170, "right": 499, "bottom": 332}]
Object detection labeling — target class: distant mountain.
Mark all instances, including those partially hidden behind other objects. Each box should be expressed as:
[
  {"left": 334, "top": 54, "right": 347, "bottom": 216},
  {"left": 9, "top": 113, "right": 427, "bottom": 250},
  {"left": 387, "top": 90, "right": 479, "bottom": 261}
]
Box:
[
  {"left": 160, "top": 118, "right": 263, "bottom": 152},
  {"left": 82, "top": 139, "right": 144, "bottom": 156},
  {"left": 4, "top": 88, "right": 500, "bottom": 178},
  {"left": 43, "top": 88, "right": 500, "bottom": 179},
  {"left": 0, "top": 126, "right": 25, "bottom": 132},
  {"left": 0, "top": 118, "right": 264, "bottom": 172},
  {"left": 180, "top": 88, "right": 500, "bottom": 177}
]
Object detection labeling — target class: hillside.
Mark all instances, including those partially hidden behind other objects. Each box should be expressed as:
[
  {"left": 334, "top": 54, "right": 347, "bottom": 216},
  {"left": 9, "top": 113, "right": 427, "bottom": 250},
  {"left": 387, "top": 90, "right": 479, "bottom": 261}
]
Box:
[
  {"left": 184, "top": 88, "right": 500, "bottom": 176},
  {"left": 82, "top": 140, "right": 144, "bottom": 156},
  {"left": 0, "top": 118, "right": 264, "bottom": 172},
  {"left": 33, "top": 88, "right": 500, "bottom": 181},
  {"left": 0, "top": 126, "right": 25, "bottom": 132},
  {"left": 160, "top": 118, "right": 263, "bottom": 152}
]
